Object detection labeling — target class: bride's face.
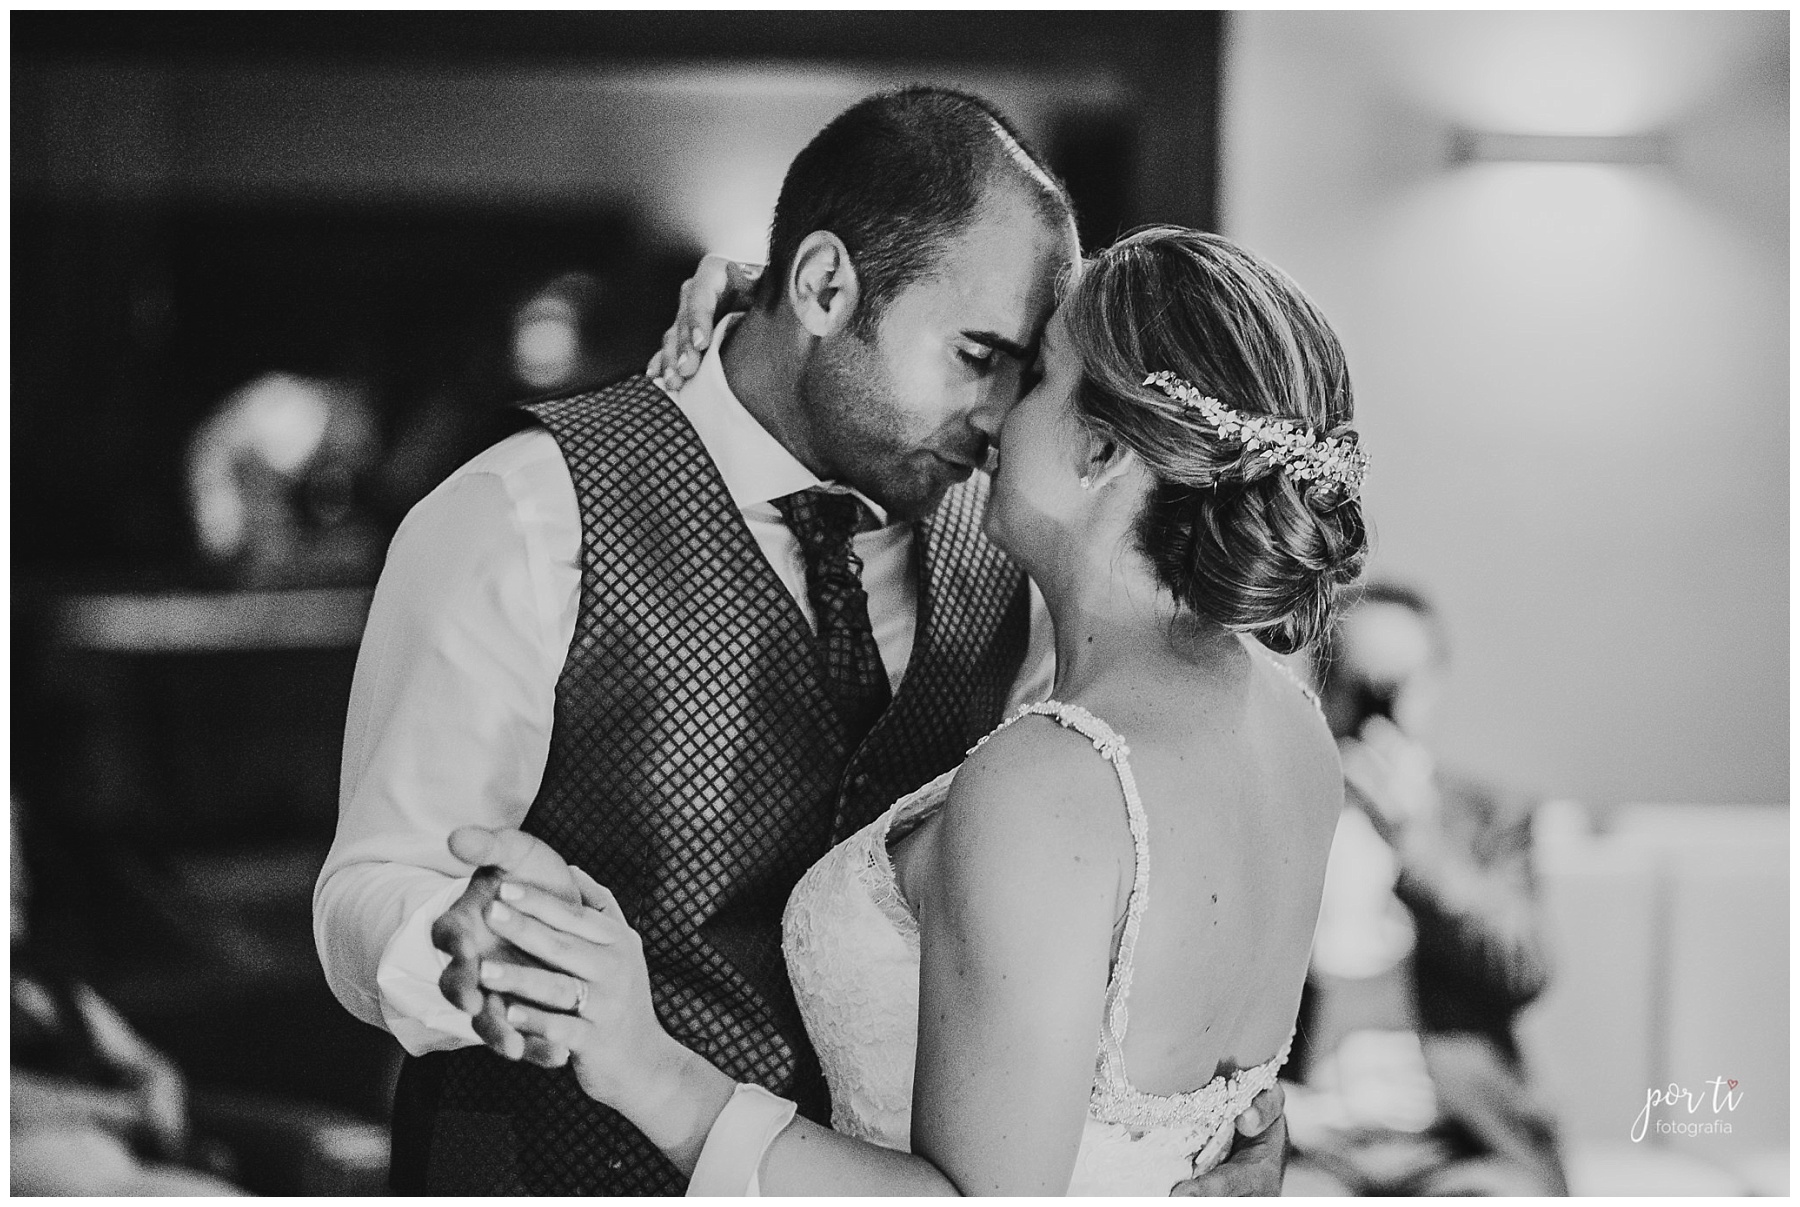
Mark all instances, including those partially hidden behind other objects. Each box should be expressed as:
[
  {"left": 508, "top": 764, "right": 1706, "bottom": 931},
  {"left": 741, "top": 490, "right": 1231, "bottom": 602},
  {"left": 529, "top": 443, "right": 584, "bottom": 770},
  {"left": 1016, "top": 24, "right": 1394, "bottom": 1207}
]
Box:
[{"left": 982, "top": 309, "right": 1090, "bottom": 568}]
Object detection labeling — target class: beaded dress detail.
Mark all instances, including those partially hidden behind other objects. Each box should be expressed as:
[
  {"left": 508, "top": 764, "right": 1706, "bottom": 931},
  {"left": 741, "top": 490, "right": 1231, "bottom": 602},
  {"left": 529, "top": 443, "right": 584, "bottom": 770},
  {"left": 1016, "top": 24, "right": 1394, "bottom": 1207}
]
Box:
[{"left": 781, "top": 700, "right": 1292, "bottom": 1195}]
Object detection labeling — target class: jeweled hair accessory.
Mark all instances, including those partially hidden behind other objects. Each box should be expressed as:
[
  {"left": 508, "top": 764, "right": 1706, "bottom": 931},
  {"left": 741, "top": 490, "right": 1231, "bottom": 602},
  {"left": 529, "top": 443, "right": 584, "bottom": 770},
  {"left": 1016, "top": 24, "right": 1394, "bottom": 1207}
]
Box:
[{"left": 1142, "top": 370, "right": 1368, "bottom": 495}]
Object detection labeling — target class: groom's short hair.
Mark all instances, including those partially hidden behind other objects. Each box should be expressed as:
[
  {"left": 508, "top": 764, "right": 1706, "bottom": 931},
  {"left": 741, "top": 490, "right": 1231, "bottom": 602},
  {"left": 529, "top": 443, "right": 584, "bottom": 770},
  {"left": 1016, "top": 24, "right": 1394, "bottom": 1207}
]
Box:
[{"left": 755, "top": 87, "right": 1073, "bottom": 332}]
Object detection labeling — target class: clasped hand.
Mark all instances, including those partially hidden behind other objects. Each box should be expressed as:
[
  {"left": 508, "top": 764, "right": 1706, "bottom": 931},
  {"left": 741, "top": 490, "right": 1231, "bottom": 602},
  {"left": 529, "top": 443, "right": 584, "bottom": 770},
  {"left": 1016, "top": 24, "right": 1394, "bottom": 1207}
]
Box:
[
  {"left": 433, "top": 825, "right": 668, "bottom": 1095},
  {"left": 477, "top": 870, "right": 675, "bottom": 1112}
]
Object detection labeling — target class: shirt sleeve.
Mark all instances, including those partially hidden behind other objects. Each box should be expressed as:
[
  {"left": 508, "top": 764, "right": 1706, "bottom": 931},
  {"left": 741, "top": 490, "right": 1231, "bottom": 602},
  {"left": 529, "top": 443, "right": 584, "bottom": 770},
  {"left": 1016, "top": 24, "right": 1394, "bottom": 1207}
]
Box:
[{"left": 312, "top": 430, "right": 580, "bottom": 1053}]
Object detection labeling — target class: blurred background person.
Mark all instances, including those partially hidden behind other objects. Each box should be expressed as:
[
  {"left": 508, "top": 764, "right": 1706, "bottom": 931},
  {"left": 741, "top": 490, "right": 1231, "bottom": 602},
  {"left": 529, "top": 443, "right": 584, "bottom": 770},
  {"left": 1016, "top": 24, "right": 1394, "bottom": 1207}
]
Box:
[{"left": 1283, "top": 583, "right": 1568, "bottom": 1196}]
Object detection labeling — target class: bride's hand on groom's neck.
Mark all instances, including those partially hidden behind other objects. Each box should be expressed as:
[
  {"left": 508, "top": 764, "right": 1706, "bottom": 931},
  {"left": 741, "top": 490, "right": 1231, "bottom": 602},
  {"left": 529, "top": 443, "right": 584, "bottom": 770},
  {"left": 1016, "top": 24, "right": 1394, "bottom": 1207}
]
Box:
[
  {"left": 431, "top": 826, "right": 583, "bottom": 1065},
  {"left": 647, "top": 255, "right": 764, "bottom": 393}
]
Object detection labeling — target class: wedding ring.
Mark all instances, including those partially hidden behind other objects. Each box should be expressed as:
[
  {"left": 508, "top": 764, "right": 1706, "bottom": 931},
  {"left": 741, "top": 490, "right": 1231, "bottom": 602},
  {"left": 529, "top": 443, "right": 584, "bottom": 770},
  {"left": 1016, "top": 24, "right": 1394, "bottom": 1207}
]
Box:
[{"left": 571, "top": 978, "right": 590, "bottom": 1018}]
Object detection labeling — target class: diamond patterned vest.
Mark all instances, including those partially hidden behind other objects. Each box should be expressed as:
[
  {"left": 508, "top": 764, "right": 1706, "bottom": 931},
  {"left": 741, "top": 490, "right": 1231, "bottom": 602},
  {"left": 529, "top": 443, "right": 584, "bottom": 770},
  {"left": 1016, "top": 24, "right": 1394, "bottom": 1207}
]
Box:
[{"left": 388, "top": 377, "right": 1030, "bottom": 1194}]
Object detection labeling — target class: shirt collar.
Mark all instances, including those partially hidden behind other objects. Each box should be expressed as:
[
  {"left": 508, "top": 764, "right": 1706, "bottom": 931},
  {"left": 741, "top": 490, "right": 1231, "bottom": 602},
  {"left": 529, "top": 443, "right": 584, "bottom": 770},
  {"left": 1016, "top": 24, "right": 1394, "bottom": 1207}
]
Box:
[{"left": 671, "top": 313, "right": 892, "bottom": 526}]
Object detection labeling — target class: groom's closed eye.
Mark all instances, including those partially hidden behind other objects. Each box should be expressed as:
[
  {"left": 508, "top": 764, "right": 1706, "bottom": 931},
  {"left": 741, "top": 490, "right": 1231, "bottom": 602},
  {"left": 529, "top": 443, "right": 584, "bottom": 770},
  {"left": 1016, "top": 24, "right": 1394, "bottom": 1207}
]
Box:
[
  {"left": 959, "top": 330, "right": 1032, "bottom": 370},
  {"left": 957, "top": 345, "right": 1000, "bottom": 373}
]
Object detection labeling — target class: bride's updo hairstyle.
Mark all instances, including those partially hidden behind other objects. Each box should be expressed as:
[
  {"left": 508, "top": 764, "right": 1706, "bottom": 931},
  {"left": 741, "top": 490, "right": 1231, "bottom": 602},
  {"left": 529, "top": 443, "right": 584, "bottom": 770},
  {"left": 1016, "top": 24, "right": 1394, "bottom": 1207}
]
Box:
[{"left": 1061, "top": 227, "right": 1368, "bottom": 654}]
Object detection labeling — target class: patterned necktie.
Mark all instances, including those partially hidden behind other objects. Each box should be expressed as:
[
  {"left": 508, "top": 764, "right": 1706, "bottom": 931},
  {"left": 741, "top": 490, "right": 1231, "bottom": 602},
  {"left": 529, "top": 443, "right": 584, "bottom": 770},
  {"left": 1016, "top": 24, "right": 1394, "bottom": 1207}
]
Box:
[{"left": 774, "top": 488, "right": 892, "bottom": 752}]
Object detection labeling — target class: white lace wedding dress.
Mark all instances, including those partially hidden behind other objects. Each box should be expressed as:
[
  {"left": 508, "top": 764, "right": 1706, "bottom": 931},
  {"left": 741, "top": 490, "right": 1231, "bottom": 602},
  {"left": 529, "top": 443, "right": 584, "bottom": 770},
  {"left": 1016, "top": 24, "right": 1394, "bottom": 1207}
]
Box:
[{"left": 782, "top": 701, "right": 1291, "bottom": 1195}]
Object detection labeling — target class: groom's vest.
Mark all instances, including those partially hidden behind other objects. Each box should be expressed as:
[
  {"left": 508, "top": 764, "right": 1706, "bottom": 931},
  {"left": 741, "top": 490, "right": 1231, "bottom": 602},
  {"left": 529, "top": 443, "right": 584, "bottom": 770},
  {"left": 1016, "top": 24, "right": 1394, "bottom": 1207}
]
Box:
[{"left": 389, "top": 377, "right": 1030, "bottom": 1194}]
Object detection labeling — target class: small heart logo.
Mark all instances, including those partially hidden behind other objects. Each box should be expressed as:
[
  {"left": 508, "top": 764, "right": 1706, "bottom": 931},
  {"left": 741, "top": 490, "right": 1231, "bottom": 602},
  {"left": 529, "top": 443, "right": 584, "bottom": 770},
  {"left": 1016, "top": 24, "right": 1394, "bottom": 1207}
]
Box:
[{"left": 1728, "top": 1079, "right": 1739, "bottom": 1090}]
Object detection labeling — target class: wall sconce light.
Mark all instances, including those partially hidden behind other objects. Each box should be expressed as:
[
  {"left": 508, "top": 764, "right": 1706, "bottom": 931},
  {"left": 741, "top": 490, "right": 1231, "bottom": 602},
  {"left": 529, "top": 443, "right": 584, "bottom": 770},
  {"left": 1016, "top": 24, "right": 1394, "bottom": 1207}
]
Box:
[{"left": 1449, "top": 128, "right": 1668, "bottom": 165}]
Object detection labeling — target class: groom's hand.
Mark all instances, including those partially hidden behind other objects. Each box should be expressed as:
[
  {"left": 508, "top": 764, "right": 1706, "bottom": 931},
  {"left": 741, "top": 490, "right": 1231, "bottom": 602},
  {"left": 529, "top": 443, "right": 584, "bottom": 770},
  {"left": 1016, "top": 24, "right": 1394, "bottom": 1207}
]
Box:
[
  {"left": 435, "top": 826, "right": 583, "bottom": 1063},
  {"left": 1170, "top": 1084, "right": 1287, "bottom": 1196}
]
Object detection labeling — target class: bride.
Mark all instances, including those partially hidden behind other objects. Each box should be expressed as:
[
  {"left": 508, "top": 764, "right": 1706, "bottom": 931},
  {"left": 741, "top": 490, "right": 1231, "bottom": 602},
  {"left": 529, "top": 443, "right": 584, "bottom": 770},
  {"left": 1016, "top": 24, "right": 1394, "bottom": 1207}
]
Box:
[{"left": 467, "top": 227, "right": 1368, "bottom": 1194}]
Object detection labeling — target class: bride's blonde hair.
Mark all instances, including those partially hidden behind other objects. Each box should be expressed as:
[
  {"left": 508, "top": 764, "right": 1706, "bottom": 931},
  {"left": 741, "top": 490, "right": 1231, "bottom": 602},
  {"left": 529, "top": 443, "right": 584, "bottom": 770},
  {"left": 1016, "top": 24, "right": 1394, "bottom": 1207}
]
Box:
[{"left": 1061, "top": 227, "right": 1368, "bottom": 654}]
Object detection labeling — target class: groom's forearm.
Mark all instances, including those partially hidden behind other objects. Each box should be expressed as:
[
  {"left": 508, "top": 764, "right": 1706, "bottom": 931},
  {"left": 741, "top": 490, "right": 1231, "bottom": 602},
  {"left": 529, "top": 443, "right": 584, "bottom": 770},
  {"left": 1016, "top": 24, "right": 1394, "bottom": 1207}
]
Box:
[{"left": 315, "top": 856, "right": 474, "bottom": 1039}]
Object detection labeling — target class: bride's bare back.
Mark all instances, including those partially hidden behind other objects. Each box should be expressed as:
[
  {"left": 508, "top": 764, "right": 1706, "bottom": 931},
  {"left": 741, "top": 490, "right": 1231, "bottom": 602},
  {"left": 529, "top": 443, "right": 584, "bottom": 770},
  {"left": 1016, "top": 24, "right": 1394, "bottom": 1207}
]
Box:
[
  {"left": 1095, "top": 647, "right": 1340, "bottom": 1090},
  {"left": 893, "top": 638, "right": 1341, "bottom": 1099}
]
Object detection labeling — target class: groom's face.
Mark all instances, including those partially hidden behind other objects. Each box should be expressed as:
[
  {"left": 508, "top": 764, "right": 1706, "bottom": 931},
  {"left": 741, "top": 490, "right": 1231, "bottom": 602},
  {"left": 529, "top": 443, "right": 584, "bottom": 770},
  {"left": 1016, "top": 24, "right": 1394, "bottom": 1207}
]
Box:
[{"left": 799, "top": 179, "right": 1079, "bottom": 521}]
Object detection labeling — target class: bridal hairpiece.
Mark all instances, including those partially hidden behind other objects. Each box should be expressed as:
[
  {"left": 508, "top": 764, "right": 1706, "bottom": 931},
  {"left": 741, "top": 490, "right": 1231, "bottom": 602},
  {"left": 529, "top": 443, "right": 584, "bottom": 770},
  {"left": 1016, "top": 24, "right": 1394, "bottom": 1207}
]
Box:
[{"left": 1142, "top": 370, "right": 1369, "bottom": 495}]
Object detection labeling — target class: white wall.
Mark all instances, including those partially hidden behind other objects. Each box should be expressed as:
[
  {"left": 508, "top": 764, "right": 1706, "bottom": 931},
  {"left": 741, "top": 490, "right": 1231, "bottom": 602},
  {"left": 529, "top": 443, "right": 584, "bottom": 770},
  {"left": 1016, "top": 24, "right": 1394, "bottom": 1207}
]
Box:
[{"left": 1221, "top": 11, "right": 1788, "bottom": 807}]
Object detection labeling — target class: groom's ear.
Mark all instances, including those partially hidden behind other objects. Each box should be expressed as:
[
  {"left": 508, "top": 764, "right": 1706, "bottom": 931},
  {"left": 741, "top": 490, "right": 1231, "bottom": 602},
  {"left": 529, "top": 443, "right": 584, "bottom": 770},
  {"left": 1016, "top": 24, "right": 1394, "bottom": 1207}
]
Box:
[{"left": 788, "top": 231, "right": 862, "bottom": 338}]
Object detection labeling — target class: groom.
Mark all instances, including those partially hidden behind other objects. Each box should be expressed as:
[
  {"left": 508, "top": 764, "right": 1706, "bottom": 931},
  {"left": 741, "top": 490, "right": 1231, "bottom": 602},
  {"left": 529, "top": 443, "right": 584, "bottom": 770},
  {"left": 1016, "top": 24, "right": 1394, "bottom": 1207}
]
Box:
[{"left": 315, "top": 87, "right": 1283, "bottom": 1194}]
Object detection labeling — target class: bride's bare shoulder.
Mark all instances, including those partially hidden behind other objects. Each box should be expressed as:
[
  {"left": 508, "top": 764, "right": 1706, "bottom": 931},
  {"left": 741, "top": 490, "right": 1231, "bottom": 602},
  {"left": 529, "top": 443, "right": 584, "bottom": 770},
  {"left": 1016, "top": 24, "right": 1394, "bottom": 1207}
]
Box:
[
  {"left": 1245, "top": 649, "right": 1344, "bottom": 802},
  {"left": 937, "top": 713, "right": 1136, "bottom": 888}
]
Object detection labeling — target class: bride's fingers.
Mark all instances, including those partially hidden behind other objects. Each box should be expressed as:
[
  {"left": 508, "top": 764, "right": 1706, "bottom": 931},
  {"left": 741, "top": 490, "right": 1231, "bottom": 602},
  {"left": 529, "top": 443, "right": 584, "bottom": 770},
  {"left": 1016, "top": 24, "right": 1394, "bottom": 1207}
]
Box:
[
  {"left": 704, "top": 253, "right": 763, "bottom": 318},
  {"left": 674, "top": 283, "right": 697, "bottom": 360},
  {"left": 570, "top": 866, "right": 621, "bottom": 916},
  {"left": 519, "top": 1035, "right": 571, "bottom": 1069},
  {"left": 504, "top": 1001, "right": 585, "bottom": 1052},
  {"left": 480, "top": 959, "right": 589, "bottom": 1014},
  {"left": 486, "top": 898, "right": 605, "bottom": 980},
  {"left": 647, "top": 285, "right": 691, "bottom": 385},
  {"left": 497, "top": 881, "right": 620, "bottom": 946},
  {"left": 648, "top": 256, "right": 764, "bottom": 388},
  {"left": 667, "top": 281, "right": 700, "bottom": 378}
]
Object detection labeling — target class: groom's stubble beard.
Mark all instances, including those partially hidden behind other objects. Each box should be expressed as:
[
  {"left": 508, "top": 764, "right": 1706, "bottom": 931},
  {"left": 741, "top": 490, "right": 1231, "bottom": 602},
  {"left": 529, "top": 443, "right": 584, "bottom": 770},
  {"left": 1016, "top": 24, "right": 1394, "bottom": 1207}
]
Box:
[{"left": 796, "top": 328, "right": 961, "bottom": 523}]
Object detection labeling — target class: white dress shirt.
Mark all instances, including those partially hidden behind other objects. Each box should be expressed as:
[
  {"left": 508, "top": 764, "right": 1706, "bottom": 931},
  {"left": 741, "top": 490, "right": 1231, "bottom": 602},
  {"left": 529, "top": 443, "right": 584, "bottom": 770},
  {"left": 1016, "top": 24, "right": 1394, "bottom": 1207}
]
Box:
[{"left": 313, "top": 317, "right": 1055, "bottom": 1055}]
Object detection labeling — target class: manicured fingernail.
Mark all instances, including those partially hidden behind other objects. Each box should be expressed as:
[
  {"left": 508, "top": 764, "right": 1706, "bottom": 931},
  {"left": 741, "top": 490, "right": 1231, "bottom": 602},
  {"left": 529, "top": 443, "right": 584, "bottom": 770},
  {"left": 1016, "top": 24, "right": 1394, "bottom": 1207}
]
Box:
[
  {"left": 479, "top": 962, "right": 503, "bottom": 987},
  {"left": 488, "top": 901, "right": 511, "bottom": 923},
  {"left": 507, "top": 1005, "right": 526, "bottom": 1026},
  {"left": 680, "top": 351, "right": 697, "bottom": 373},
  {"left": 692, "top": 326, "right": 708, "bottom": 347},
  {"left": 504, "top": 1032, "right": 523, "bottom": 1060},
  {"left": 499, "top": 882, "right": 522, "bottom": 902}
]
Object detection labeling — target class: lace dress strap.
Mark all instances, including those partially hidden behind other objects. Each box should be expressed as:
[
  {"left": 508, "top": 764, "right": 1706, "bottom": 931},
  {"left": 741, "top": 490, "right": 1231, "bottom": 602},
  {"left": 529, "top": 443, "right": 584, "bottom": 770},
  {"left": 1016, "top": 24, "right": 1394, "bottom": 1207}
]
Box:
[
  {"left": 970, "top": 701, "right": 1150, "bottom": 1072},
  {"left": 1254, "top": 646, "right": 1325, "bottom": 715},
  {"left": 966, "top": 699, "right": 1134, "bottom": 768},
  {"left": 969, "top": 699, "right": 1294, "bottom": 1140}
]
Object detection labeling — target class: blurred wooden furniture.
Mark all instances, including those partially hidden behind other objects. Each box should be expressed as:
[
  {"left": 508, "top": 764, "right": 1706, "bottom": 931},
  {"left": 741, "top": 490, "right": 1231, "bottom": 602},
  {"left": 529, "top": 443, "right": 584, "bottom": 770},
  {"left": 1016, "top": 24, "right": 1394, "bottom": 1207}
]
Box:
[
  {"left": 51, "top": 587, "right": 372, "bottom": 653},
  {"left": 191, "top": 1089, "right": 389, "bottom": 1195},
  {"left": 18, "top": 585, "right": 401, "bottom": 1137}
]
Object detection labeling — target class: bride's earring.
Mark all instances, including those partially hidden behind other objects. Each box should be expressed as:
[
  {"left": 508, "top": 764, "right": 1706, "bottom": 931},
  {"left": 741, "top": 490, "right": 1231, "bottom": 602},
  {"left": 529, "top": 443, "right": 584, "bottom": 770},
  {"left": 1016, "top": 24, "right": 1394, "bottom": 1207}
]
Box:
[{"left": 1081, "top": 438, "right": 1118, "bottom": 493}]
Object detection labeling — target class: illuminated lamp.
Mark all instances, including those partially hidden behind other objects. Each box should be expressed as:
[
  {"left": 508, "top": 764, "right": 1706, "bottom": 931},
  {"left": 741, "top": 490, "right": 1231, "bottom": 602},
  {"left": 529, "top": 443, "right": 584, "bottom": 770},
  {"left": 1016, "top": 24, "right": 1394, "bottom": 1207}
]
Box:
[{"left": 1449, "top": 128, "right": 1668, "bottom": 165}]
